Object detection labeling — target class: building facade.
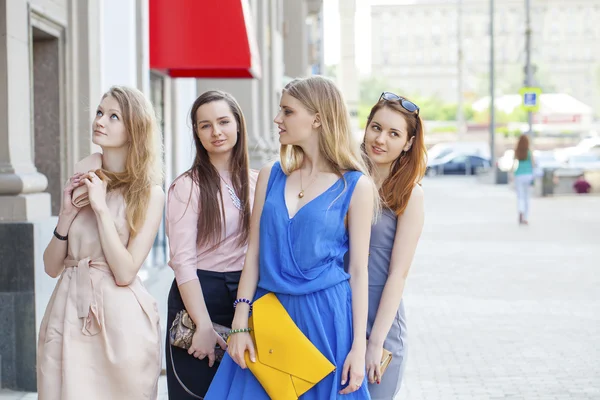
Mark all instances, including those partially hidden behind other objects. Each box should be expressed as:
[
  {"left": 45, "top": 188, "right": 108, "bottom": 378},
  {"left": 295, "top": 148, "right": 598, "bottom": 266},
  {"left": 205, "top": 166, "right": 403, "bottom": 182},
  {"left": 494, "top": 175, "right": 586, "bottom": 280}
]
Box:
[
  {"left": 0, "top": 0, "right": 322, "bottom": 391},
  {"left": 370, "top": 0, "right": 600, "bottom": 115}
]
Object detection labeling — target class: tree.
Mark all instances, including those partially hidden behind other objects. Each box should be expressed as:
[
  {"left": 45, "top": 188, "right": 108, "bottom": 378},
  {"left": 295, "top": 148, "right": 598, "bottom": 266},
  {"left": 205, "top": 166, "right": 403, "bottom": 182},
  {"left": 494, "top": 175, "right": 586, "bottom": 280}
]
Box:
[{"left": 359, "top": 76, "right": 393, "bottom": 105}]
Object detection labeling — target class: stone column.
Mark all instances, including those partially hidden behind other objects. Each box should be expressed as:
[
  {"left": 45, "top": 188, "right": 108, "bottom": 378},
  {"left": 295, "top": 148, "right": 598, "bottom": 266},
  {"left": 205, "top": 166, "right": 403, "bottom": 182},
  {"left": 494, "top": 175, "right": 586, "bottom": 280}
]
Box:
[
  {"left": 0, "top": 0, "right": 50, "bottom": 219},
  {"left": 283, "top": 0, "right": 309, "bottom": 78},
  {"left": 0, "top": 0, "right": 101, "bottom": 391},
  {"left": 0, "top": 0, "right": 50, "bottom": 391},
  {"left": 338, "top": 0, "right": 360, "bottom": 137}
]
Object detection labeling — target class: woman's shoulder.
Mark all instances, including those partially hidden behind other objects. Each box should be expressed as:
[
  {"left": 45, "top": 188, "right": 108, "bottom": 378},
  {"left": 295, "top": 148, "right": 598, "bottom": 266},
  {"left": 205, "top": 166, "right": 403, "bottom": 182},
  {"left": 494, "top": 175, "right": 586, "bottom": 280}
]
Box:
[
  {"left": 170, "top": 171, "right": 192, "bottom": 186},
  {"left": 249, "top": 168, "right": 260, "bottom": 185},
  {"left": 168, "top": 172, "right": 198, "bottom": 199},
  {"left": 257, "top": 161, "right": 280, "bottom": 180},
  {"left": 74, "top": 152, "right": 102, "bottom": 173},
  {"left": 345, "top": 169, "right": 365, "bottom": 178}
]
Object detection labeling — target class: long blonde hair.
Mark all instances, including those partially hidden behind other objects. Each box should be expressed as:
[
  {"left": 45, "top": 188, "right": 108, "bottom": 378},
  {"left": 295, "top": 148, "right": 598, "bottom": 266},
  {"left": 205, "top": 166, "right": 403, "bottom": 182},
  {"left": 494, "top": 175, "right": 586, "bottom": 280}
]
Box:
[
  {"left": 280, "top": 76, "right": 380, "bottom": 219},
  {"left": 100, "top": 86, "right": 164, "bottom": 237}
]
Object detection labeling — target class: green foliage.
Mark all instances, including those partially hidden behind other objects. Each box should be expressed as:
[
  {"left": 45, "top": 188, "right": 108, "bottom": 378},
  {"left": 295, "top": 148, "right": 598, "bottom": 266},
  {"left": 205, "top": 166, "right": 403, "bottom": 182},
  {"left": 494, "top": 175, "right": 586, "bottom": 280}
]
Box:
[
  {"left": 473, "top": 107, "right": 528, "bottom": 124},
  {"left": 359, "top": 76, "right": 394, "bottom": 105},
  {"left": 496, "top": 126, "right": 523, "bottom": 137},
  {"left": 429, "top": 125, "right": 458, "bottom": 133},
  {"left": 358, "top": 77, "right": 528, "bottom": 124}
]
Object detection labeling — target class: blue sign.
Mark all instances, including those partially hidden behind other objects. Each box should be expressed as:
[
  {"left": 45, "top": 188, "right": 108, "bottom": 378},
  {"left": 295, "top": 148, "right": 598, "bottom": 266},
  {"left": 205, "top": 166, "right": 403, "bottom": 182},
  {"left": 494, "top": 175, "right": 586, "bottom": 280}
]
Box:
[
  {"left": 520, "top": 87, "right": 542, "bottom": 112},
  {"left": 523, "top": 93, "right": 537, "bottom": 106}
]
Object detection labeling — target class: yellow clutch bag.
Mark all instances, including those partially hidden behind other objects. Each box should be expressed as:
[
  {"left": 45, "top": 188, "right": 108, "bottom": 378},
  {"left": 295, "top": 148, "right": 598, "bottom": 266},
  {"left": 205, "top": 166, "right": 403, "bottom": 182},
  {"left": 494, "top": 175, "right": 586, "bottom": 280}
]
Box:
[{"left": 243, "top": 293, "right": 336, "bottom": 400}]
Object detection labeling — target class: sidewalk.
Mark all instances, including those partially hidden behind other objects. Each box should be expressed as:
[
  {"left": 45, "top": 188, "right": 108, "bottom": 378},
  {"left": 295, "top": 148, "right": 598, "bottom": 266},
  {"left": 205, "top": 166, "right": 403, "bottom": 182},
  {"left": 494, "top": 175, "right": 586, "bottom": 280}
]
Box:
[
  {"left": 0, "top": 267, "right": 174, "bottom": 400},
  {"left": 4, "top": 176, "right": 599, "bottom": 399}
]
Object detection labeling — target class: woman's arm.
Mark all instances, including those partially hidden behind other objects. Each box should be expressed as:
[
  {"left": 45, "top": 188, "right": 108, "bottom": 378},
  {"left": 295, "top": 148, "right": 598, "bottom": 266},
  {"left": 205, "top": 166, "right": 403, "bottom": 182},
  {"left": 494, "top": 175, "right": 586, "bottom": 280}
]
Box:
[
  {"left": 340, "top": 176, "right": 374, "bottom": 394},
  {"left": 227, "top": 162, "right": 273, "bottom": 368},
  {"left": 43, "top": 154, "right": 101, "bottom": 277},
  {"left": 43, "top": 174, "right": 86, "bottom": 277},
  {"left": 369, "top": 185, "right": 424, "bottom": 344},
  {"left": 86, "top": 170, "right": 165, "bottom": 286},
  {"left": 166, "top": 176, "right": 210, "bottom": 325},
  {"left": 166, "top": 175, "right": 227, "bottom": 365},
  {"left": 366, "top": 185, "right": 424, "bottom": 383}
]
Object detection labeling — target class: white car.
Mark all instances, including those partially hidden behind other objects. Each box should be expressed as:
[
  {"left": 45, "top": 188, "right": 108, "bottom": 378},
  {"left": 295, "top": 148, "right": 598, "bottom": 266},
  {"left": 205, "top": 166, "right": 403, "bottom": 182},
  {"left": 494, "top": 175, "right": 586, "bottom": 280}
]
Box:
[
  {"left": 566, "top": 152, "right": 600, "bottom": 170},
  {"left": 555, "top": 137, "right": 600, "bottom": 162},
  {"left": 427, "top": 142, "right": 491, "bottom": 162}
]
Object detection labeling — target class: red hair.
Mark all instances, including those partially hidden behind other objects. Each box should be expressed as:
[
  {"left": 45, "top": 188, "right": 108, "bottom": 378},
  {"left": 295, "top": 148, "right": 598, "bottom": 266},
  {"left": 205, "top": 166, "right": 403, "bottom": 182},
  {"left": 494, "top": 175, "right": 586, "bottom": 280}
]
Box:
[{"left": 363, "top": 99, "right": 427, "bottom": 216}]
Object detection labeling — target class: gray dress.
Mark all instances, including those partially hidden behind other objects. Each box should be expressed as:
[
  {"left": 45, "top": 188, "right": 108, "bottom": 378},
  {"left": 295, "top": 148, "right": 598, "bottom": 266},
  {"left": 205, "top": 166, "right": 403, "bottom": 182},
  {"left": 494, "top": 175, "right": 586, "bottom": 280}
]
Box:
[{"left": 367, "top": 208, "right": 407, "bottom": 400}]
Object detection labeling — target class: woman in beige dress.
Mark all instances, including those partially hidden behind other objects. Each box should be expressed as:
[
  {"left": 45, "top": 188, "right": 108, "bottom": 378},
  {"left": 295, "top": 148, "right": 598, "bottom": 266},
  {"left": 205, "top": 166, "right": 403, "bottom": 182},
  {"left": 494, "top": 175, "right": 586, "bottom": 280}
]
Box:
[{"left": 37, "top": 85, "right": 165, "bottom": 400}]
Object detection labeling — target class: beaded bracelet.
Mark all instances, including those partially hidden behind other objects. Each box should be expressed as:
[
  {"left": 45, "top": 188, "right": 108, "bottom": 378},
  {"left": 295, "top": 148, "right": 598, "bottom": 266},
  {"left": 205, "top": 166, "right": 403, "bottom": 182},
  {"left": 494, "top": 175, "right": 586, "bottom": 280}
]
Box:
[
  {"left": 228, "top": 327, "right": 252, "bottom": 335},
  {"left": 233, "top": 298, "right": 253, "bottom": 314}
]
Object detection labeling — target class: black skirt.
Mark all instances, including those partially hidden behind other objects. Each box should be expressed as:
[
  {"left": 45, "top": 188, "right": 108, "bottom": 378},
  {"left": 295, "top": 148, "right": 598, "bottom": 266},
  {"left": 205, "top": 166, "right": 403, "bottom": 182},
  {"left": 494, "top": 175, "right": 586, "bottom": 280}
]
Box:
[{"left": 165, "top": 269, "right": 241, "bottom": 399}]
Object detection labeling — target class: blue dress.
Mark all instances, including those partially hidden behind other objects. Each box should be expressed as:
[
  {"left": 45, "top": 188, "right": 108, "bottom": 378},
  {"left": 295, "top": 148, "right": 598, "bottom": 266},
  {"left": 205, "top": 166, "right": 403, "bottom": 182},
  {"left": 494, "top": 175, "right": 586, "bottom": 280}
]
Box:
[{"left": 205, "top": 162, "right": 371, "bottom": 399}]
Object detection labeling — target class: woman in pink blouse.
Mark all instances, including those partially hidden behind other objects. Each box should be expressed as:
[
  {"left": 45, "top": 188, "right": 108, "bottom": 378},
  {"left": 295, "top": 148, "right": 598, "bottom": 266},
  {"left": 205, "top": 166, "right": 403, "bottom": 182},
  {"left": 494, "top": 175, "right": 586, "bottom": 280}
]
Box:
[{"left": 165, "top": 90, "right": 257, "bottom": 398}]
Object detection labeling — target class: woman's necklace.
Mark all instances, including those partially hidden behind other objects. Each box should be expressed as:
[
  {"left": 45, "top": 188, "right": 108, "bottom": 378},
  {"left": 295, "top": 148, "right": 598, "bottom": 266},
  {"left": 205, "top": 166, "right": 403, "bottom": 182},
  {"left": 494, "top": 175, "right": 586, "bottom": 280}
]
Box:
[
  {"left": 219, "top": 175, "right": 242, "bottom": 211},
  {"left": 298, "top": 171, "right": 318, "bottom": 199}
]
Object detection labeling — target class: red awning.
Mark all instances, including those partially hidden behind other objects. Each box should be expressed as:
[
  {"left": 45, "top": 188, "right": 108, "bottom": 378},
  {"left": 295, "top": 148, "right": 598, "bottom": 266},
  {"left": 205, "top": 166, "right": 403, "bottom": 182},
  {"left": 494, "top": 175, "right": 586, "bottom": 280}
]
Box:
[{"left": 149, "top": 0, "right": 261, "bottom": 79}]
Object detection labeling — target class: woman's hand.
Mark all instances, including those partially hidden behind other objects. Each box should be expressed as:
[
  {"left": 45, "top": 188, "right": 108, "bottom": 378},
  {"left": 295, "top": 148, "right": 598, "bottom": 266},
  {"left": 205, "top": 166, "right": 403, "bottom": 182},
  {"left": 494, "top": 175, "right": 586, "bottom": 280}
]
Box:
[
  {"left": 83, "top": 170, "right": 108, "bottom": 213},
  {"left": 60, "top": 172, "right": 86, "bottom": 217},
  {"left": 365, "top": 341, "right": 383, "bottom": 384},
  {"left": 226, "top": 331, "right": 256, "bottom": 369},
  {"left": 188, "top": 324, "right": 227, "bottom": 367},
  {"left": 339, "top": 345, "right": 366, "bottom": 395}
]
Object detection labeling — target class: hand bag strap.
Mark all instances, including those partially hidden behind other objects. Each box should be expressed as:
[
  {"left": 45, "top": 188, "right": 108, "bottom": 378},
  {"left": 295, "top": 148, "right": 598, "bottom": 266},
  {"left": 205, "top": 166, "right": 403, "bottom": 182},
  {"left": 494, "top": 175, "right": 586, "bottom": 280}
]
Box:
[{"left": 169, "top": 344, "right": 204, "bottom": 399}]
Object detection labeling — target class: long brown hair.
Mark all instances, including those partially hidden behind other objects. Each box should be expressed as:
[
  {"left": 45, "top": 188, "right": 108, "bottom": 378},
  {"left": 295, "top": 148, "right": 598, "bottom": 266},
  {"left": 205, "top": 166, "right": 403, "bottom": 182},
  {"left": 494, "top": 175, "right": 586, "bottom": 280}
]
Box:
[
  {"left": 281, "top": 76, "right": 381, "bottom": 220},
  {"left": 99, "top": 86, "right": 164, "bottom": 237},
  {"left": 186, "top": 90, "right": 250, "bottom": 250},
  {"left": 363, "top": 98, "right": 427, "bottom": 216},
  {"left": 514, "top": 134, "right": 530, "bottom": 161}
]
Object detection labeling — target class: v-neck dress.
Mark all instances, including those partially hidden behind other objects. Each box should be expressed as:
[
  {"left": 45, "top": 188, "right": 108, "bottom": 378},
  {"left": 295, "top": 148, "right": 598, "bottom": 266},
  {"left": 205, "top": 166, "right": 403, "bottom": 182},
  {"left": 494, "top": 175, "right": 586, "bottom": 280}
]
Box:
[{"left": 205, "top": 162, "right": 370, "bottom": 399}]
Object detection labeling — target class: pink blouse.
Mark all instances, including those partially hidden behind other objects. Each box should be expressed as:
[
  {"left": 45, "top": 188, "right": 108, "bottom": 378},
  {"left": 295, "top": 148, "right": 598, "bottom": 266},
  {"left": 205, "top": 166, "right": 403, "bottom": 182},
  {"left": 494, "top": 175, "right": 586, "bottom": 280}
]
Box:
[{"left": 166, "top": 171, "right": 258, "bottom": 285}]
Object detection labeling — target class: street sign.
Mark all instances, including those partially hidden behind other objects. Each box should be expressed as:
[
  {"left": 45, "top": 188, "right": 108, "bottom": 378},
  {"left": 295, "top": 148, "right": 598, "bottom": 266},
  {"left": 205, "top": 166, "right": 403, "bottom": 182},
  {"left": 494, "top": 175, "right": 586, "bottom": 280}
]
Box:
[{"left": 519, "top": 87, "right": 542, "bottom": 112}]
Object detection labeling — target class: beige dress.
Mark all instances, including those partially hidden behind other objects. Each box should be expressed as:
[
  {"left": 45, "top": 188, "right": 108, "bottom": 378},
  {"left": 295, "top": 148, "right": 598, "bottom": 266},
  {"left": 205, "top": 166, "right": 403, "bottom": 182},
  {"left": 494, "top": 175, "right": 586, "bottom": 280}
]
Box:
[{"left": 37, "top": 187, "right": 161, "bottom": 400}]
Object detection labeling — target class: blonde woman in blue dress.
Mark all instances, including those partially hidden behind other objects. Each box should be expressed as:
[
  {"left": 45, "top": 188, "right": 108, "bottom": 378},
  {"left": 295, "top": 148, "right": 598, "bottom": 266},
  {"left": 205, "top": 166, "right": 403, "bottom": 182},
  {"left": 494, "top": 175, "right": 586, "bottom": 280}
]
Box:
[{"left": 205, "top": 76, "right": 379, "bottom": 399}]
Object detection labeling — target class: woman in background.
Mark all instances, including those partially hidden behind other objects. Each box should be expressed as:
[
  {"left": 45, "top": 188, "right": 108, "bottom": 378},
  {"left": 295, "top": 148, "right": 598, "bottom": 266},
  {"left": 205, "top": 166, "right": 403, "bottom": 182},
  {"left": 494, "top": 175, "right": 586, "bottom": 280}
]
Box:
[{"left": 513, "top": 134, "right": 534, "bottom": 225}]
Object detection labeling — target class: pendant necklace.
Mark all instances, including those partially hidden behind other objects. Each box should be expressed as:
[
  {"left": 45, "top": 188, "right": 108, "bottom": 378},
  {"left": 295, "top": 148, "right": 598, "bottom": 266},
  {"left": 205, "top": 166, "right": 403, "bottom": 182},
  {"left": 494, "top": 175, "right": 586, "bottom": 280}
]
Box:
[{"left": 298, "top": 171, "right": 318, "bottom": 199}]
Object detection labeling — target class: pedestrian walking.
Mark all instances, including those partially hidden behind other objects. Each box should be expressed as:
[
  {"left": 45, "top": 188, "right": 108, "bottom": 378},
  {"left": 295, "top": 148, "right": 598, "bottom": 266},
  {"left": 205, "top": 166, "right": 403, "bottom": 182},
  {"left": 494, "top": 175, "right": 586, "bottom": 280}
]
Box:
[{"left": 513, "top": 135, "right": 535, "bottom": 225}]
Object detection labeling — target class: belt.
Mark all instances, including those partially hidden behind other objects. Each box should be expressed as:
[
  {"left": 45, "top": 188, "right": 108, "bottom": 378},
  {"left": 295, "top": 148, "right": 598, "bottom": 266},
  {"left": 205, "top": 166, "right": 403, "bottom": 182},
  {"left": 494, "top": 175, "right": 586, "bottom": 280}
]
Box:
[
  {"left": 64, "top": 257, "right": 111, "bottom": 336},
  {"left": 63, "top": 256, "right": 159, "bottom": 336}
]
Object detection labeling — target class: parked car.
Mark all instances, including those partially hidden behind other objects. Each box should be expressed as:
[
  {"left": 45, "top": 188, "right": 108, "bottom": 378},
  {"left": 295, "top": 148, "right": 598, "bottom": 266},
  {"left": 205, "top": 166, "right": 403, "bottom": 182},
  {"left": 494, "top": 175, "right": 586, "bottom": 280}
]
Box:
[
  {"left": 427, "top": 141, "right": 491, "bottom": 161},
  {"left": 565, "top": 152, "right": 600, "bottom": 170},
  {"left": 555, "top": 137, "right": 600, "bottom": 162},
  {"left": 426, "top": 153, "right": 491, "bottom": 176}
]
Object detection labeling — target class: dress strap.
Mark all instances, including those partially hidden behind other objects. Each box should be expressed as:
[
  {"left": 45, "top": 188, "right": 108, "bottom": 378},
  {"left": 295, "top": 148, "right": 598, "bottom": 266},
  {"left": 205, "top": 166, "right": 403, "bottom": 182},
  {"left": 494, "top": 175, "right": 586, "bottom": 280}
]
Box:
[
  {"left": 339, "top": 171, "right": 364, "bottom": 212},
  {"left": 265, "top": 161, "right": 283, "bottom": 198}
]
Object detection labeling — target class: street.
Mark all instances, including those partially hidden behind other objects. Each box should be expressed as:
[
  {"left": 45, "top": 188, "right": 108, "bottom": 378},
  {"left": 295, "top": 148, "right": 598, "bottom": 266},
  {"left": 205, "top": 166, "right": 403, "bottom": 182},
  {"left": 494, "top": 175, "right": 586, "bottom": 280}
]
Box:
[
  {"left": 398, "top": 177, "right": 600, "bottom": 400},
  {"left": 2, "top": 177, "right": 599, "bottom": 400}
]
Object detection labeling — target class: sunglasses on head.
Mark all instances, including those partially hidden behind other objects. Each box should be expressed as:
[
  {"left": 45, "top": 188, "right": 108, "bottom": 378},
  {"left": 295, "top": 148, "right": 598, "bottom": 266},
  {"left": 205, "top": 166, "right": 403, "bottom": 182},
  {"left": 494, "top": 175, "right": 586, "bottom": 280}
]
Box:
[{"left": 379, "top": 92, "right": 420, "bottom": 115}]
